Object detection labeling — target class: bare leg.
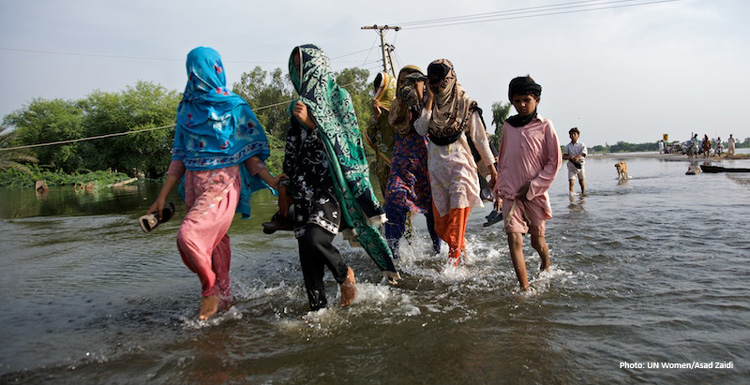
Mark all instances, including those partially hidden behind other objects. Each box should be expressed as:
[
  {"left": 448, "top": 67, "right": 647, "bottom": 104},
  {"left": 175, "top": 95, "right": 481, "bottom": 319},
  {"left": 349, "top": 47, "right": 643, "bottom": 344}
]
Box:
[
  {"left": 568, "top": 179, "right": 575, "bottom": 194},
  {"left": 531, "top": 234, "right": 550, "bottom": 271},
  {"left": 199, "top": 295, "right": 220, "bottom": 320},
  {"left": 507, "top": 232, "right": 529, "bottom": 291},
  {"left": 579, "top": 178, "right": 586, "bottom": 195},
  {"left": 340, "top": 267, "right": 357, "bottom": 307}
]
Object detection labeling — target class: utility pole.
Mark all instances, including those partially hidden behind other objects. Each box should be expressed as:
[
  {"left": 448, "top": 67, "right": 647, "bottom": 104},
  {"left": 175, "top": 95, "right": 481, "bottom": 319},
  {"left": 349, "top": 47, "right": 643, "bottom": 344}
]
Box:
[{"left": 361, "top": 24, "right": 400, "bottom": 77}]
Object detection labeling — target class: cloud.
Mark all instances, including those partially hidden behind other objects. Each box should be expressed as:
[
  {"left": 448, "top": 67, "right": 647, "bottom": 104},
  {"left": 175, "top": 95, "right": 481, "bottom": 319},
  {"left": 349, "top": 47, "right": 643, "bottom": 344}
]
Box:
[{"left": 2, "top": 0, "right": 749, "bottom": 144}]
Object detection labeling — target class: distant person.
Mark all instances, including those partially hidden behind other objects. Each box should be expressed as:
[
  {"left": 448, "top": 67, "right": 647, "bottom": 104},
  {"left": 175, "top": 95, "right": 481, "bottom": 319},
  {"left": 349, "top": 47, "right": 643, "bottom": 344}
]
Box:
[
  {"left": 385, "top": 65, "right": 441, "bottom": 258},
  {"left": 563, "top": 127, "right": 587, "bottom": 196},
  {"left": 494, "top": 75, "right": 562, "bottom": 291},
  {"left": 690, "top": 134, "right": 699, "bottom": 158},
  {"left": 727, "top": 134, "right": 736, "bottom": 156},
  {"left": 702, "top": 134, "right": 711, "bottom": 157},
  {"left": 147, "top": 47, "right": 279, "bottom": 320},
  {"left": 279, "top": 44, "right": 399, "bottom": 311},
  {"left": 415, "top": 59, "right": 497, "bottom": 265},
  {"left": 716, "top": 137, "right": 723, "bottom": 156},
  {"left": 658, "top": 140, "right": 665, "bottom": 154}
]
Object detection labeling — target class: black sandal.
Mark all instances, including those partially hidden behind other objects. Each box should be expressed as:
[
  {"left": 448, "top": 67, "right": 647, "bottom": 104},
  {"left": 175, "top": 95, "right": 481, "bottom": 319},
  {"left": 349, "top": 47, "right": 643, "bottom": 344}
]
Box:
[
  {"left": 261, "top": 210, "right": 293, "bottom": 234},
  {"left": 139, "top": 202, "right": 175, "bottom": 233}
]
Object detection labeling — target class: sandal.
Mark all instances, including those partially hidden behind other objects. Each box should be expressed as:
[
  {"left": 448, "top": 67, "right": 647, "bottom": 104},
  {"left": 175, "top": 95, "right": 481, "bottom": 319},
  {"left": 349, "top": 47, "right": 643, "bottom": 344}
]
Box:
[
  {"left": 139, "top": 202, "right": 175, "bottom": 233},
  {"left": 261, "top": 210, "right": 294, "bottom": 234}
]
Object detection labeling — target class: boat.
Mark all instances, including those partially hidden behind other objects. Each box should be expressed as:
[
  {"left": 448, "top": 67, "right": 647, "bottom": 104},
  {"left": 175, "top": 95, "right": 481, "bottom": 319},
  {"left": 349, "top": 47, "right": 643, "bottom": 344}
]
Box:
[{"left": 700, "top": 165, "right": 750, "bottom": 173}]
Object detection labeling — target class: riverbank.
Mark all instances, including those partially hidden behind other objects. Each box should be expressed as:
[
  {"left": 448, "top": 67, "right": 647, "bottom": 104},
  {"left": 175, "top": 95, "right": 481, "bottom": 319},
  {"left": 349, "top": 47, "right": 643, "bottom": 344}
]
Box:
[{"left": 589, "top": 152, "right": 750, "bottom": 161}]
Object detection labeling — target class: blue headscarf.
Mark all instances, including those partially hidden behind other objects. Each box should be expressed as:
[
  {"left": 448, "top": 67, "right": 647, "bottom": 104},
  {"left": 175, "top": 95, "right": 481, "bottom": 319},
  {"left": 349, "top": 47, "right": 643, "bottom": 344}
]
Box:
[{"left": 173, "top": 47, "right": 272, "bottom": 217}]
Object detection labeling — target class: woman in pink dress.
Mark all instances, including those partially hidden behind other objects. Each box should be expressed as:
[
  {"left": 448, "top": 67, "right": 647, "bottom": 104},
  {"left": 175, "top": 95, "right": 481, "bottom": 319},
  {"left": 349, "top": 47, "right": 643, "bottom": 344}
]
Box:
[{"left": 148, "top": 47, "right": 279, "bottom": 320}]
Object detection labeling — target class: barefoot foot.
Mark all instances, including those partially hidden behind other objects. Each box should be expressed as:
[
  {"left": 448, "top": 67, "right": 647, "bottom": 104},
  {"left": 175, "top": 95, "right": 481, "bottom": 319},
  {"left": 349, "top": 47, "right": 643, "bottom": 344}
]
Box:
[
  {"left": 199, "top": 295, "right": 220, "bottom": 320},
  {"left": 218, "top": 297, "right": 233, "bottom": 313},
  {"left": 340, "top": 267, "right": 357, "bottom": 307}
]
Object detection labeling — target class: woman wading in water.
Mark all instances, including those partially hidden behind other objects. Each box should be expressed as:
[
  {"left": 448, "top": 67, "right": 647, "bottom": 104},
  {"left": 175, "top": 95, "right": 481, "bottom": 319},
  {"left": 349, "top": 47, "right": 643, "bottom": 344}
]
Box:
[{"left": 148, "top": 47, "right": 279, "bottom": 320}]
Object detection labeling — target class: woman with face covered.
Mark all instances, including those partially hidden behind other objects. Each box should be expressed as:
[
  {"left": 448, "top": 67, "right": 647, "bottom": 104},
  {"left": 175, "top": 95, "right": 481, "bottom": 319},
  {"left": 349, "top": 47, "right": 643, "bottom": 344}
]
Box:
[
  {"left": 414, "top": 59, "right": 498, "bottom": 265},
  {"left": 385, "top": 65, "right": 441, "bottom": 258},
  {"left": 365, "top": 71, "right": 397, "bottom": 198},
  {"left": 147, "top": 47, "right": 279, "bottom": 320},
  {"left": 278, "top": 44, "right": 400, "bottom": 311}
]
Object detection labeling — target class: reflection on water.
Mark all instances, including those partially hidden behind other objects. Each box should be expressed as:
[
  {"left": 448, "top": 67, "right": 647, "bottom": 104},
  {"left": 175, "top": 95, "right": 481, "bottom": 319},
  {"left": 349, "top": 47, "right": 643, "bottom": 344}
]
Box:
[
  {"left": 1, "top": 155, "right": 749, "bottom": 384},
  {"left": 1, "top": 182, "right": 156, "bottom": 219}
]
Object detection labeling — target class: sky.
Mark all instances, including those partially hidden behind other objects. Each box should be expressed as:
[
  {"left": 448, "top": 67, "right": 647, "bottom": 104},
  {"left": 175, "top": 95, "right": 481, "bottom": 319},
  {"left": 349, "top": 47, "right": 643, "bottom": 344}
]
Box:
[{"left": 1, "top": 0, "right": 749, "bottom": 146}]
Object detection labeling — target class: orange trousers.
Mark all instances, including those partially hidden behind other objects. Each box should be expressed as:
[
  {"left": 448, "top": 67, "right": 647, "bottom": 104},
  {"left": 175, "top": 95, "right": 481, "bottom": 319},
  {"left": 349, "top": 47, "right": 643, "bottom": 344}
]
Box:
[{"left": 433, "top": 204, "right": 471, "bottom": 264}]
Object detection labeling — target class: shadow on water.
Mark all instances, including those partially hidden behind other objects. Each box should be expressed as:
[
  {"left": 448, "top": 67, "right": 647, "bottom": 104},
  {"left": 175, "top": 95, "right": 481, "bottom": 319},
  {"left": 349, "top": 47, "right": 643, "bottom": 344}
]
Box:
[{"left": 2, "top": 155, "right": 750, "bottom": 384}]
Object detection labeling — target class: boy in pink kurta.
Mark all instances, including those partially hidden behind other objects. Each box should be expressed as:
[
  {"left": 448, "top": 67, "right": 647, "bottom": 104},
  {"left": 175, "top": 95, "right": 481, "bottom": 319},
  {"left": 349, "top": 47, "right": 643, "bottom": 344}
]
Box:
[{"left": 494, "top": 75, "right": 561, "bottom": 291}]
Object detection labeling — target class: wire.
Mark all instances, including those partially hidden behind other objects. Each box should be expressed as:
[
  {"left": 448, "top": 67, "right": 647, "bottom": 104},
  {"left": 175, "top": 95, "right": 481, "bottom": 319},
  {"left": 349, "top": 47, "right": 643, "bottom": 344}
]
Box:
[
  {"left": 0, "top": 78, "right": 366, "bottom": 153},
  {"left": 0, "top": 124, "right": 176, "bottom": 151},
  {"left": 361, "top": 36, "right": 379, "bottom": 68},
  {"left": 395, "top": 0, "right": 683, "bottom": 29},
  {"left": 330, "top": 47, "right": 376, "bottom": 59},
  {"left": 397, "top": 0, "right": 617, "bottom": 26},
  {"left": 0, "top": 46, "right": 383, "bottom": 65},
  {"left": 0, "top": 47, "right": 286, "bottom": 64}
]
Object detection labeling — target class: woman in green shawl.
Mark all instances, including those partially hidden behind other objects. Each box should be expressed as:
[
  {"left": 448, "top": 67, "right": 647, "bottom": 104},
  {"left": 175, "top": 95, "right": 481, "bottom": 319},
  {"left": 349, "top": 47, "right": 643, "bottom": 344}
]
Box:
[{"left": 278, "top": 44, "right": 400, "bottom": 311}]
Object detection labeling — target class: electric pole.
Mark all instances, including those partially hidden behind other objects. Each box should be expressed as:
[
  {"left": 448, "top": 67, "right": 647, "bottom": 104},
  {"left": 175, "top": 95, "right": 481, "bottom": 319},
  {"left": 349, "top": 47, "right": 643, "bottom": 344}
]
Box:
[{"left": 361, "top": 24, "right": 400, "bottom": 77}]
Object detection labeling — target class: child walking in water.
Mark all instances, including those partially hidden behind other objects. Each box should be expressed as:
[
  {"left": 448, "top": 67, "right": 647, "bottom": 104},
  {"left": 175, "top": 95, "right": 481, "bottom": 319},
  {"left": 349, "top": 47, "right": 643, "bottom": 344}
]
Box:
[
  {"left": 494, "top": 76, "right": 562, "bottom": 291},
  {"left": 148, "top": 47, "right": 279, "bottom": 320},
  {"left": 563, "top": 127, "right": 587, "bottom": 196}
]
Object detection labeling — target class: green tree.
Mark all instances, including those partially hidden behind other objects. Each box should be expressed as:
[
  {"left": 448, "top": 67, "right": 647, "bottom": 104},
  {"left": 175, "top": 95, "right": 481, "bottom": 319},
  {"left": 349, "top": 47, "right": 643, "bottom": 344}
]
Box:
[
  {"left": 232, "top": 66, "right": 295, "bottom": 141},
  {"left": 233, "top": 65, "right": 373, "bottom": 159},
  {"left": 0, "top": 126, "right": 38, "bottom": 173},
  {"left": 608, "top": 141, "right": 659, "bottom": 153},
  {"left": 3, "top": 98, "right": 84, "bottom": 172},
  {"left": 490, "top": 101, "right": 512, "bottom": 149},
  {"left": 590, "top": 145, "right": 607, "bottom": 153},
  {"left": 79, "top": 81, "right": 180, "bottom": 178},
  {"left": 335, "top": 67, "right": 373, "bottom": 158},
  {"left": 336, "top": 67, "right": 372, "bottom": 135}
]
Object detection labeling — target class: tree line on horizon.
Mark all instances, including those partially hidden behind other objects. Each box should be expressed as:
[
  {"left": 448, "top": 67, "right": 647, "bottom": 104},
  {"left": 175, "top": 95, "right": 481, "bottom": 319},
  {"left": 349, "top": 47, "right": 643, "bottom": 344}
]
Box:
[
  {"left": 1, "top": 67, "right": 748, "bottom": 187},
  {"left": 0, "top": 66, "right": 372, "bottom": 185}
]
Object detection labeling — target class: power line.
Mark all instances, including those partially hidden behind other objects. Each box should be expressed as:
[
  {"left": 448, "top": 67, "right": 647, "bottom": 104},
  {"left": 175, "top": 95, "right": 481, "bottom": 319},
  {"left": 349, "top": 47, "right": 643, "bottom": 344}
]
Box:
[
  {"left": 397, "top": 0, "right": 622, "bottom": 26},
  {"left": 361, "top": 25, "right": 401, "bottom": 77},
  {"left": 0, "top": 79, "right": 365, "bottom": 152},
  {"left": 0, "top": 124, "right": 176, "bottom": 151},
  {"left": 395, "top": 0, "right": 683, "bottom": 29},
  {"left": 0, "top": 47, "right": 378, "bottom": 65}
]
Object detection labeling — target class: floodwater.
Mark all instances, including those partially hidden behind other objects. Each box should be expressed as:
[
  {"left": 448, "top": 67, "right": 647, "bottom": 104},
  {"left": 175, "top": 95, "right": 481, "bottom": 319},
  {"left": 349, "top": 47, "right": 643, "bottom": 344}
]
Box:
[{"left": 1, "top": 153, "right": 749, "bottom": 384}]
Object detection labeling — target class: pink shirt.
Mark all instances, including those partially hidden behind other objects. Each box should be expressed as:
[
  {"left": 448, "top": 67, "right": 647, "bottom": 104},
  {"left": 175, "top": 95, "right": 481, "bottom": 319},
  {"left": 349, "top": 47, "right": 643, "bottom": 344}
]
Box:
[{"left": 495, "top": 115, "right": 561, "bottom": 205}]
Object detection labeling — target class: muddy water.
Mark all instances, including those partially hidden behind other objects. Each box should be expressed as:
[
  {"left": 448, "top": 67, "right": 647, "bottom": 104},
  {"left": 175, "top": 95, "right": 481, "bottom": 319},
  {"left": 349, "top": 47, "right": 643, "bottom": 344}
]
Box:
[{"left": 1, "top": 154, "right": 749, "bottom": 384}]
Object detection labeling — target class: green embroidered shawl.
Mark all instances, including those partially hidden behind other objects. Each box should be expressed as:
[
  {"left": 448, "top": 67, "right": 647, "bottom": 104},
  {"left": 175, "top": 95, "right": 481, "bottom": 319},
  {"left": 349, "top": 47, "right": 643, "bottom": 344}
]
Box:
[{"left": 288, "top": 44, "right": 397, "bottom": 275}]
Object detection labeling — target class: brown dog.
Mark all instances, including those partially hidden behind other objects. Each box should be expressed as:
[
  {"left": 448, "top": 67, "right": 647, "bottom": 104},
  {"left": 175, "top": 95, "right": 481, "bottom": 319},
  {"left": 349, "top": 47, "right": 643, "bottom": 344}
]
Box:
[{"left": 615, "top": 161, "right": 629, "bottom": 180}]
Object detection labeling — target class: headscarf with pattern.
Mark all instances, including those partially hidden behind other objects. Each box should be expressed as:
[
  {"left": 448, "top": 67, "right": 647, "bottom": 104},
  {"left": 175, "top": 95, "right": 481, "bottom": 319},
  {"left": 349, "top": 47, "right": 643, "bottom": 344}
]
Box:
[
  {"left": 173, "top": 47, "right": 272, "bottom": 218},
  {"left": 426, "top": 59, "right": 476, "bottom": 145},
  {"left": 288, "top": 44, "right": 397, "bottom": 275},
  {"left": 173, "top": 47, "right": 270, "bottom": 170},
  {"left": 389, "top": 65, "right": 425, "bottom": 135},
  {"left": 373, "top": 71, "right": 397, "bottom": 109},
  {"left": 365, "top": 71, "right": 397, "bottom": 165}
]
